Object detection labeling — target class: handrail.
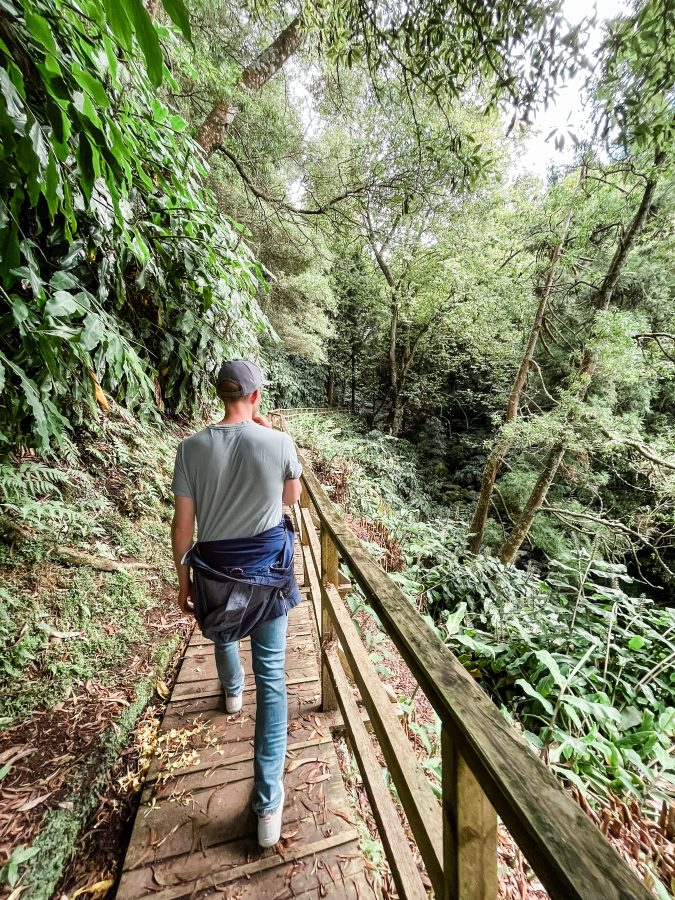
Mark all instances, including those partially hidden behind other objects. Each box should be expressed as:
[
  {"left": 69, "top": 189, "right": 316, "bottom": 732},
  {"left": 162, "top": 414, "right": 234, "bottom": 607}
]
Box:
[{"left": 271, "top": 409, "right": 653, "bottom": 900}]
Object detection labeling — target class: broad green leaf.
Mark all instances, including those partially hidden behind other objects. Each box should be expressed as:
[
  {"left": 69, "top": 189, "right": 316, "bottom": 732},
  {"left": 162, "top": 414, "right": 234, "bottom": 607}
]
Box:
[
  {"left": 535, "top": 650, "right": 565, "bottom": 689},
  {"left": 160, "top": 0, "right": 191, "bottom": 40},
  {"left": 80, "top": 312, "right": 103, "bottom": 351},
  {"left": 125, "top": 0, "right": 163, "bottom": 87},
  {"left": 45, "top": 290, "right": 78, "bottom": 317},
  {"left": 516, "top": 679, "right": 554, "bottom": 715},
  {"left": 169, "top": 114, "right": 187, "bottom": 132},
  {"left": 70, "top": 62, "right": 109, "bottom": 108},
  {"left": 0, "top": 67, "right": 27, "bottom": 130},
  {"left": 24, "top": 10, "right": 58, "bottom": 55},
  {"left": 102, "top": 0, "right": 132, "bottom": 50}
]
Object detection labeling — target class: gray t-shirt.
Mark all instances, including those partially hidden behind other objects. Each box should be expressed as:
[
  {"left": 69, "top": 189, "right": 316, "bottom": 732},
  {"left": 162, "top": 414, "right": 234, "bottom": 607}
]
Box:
[{"left": 171, "top": 422, "right": 302, "bottom": 541}]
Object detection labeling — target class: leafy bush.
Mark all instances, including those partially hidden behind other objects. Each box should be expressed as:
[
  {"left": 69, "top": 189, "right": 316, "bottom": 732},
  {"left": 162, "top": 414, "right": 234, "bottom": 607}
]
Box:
[
  {"left": 0, "top": 0, "right": 269, "bottom": 450},
  {"left": 292, "top": 412, "right": 675, "bottom": 803}
]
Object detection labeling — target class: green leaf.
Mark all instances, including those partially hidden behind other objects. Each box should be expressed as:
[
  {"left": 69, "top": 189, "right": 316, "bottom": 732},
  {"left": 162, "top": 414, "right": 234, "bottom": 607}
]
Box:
[
  {"left": 44, "top": 154, "right": 60, "bottom": 219},
  {"left": 535, "top": 650, "right": 565, "bottom": 689},
  {"left": 169, "top": 113, "right": 187, "bottom": 132},
  {"left": 102, "top": 0, "right": 132, "bottom": 51},
  {"left": 9, "top": 295, "right": 31, "bottom": 326},
  {"left": 70, "top": 62, "right": 109, "bottom": 108},
  {"left": 627, "top": 636, "right": 645, "bottom": 650},
  {"left": 80, "top": 312, "right": 103, "bottom": 351},
  {"left": 516, "top": 678, "right": 554, "bottom": 715},
  {"left": 125, "top": 0, "right": 163, "bottom": 87},
  {"left": 76, "top": 134, "right": 96, "bottom": 203},
  {"left": 24, "top": 10, "right": 58, "bottom": 55},
  {"left": 160, "top": 0, "right": 191, "bottom": 40},
  {"left": 45, "top": 290, "right": 78, "bottom": 317},
  {"left": 0, "top": 67, "right": 27, "bottom": 130}
]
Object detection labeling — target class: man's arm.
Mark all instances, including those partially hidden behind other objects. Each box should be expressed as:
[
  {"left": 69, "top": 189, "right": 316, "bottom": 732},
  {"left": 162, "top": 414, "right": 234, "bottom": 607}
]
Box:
[
  {"left": 282, "top": 478, "right": 302, "bottom": 506},
  {"left": 171, "top": 495, "right": 196, "bottom": 613}
]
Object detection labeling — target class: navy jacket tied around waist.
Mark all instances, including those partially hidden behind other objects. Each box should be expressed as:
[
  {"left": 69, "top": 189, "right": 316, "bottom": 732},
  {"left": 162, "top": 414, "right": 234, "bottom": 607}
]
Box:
[{"left": 184, "top": 514, "right": 301, "bottom": 642}]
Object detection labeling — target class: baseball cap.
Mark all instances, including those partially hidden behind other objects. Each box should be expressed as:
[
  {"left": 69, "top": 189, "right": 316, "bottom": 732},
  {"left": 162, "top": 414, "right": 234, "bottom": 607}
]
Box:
[{"left": 215, "top": 358, "right": 270, "bottom": 399}]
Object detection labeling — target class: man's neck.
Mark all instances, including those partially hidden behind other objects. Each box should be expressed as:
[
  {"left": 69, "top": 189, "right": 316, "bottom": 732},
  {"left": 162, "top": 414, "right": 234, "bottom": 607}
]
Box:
[{"left": 217, "top": 402, "right": 254, "bottom": 426}]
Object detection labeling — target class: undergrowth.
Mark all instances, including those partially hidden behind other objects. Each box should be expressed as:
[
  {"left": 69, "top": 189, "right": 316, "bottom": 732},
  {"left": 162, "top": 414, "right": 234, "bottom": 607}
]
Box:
[
  {"left": 290, "top": 412, "right": 675, "bottom": 808},
  {"left": 0, "top": 407, "right": 187, "bottom": 892},
  {"left": 0, "top": 409, "right": 181, "bottom": 725}
]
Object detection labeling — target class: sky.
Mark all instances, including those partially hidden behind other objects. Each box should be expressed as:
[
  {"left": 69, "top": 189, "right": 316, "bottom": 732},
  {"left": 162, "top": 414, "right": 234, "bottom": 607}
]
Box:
[{"left": 517, "top": 0, "right": 629, "bottom": 178}]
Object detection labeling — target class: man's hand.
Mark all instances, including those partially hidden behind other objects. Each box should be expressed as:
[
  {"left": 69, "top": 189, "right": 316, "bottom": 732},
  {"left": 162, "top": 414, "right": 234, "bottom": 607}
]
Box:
[
  {"left": 178, "top": 582, "right": 193, "bottom": 614},
  {"left": 253, "top": 413, "right": 272, "bottom": 428}
]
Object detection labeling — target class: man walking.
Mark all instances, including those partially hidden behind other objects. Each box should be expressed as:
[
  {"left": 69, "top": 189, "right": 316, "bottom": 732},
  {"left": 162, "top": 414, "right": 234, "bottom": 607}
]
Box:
[{"left": 170, "top": 359, "right": 302, "bottom": 848}]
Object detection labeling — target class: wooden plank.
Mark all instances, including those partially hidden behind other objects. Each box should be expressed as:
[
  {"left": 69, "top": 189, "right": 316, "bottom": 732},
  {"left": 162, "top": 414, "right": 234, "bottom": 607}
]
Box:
[
  {"left": 161, "top": 693, "right": 321, "bottom": 742},
  {"left": 300, "top": 506, "right": 323, "bottom": 632},
  {"left": 145, "top": 723, "right": 333, "bottom": 784},
  {"left": 166, "top": 674, "right": 319, "bottom": 709},
  {"left": 125, "top": 750, "right": 352, "bottom": 870},
  {"left": 299, "top": 455, "right": 653, "bottom": 900},
  {"left": 442, "top": 727, "right": 497, "bottom": 900},
  {"left": 320, "top": 582, "right": 443, "bottom": 894},
  {"left": 325, "top": 645, "right": 428, "bottom": 900},
  {"left": 121, "top": 832, "right": 364, "bottom": 900},
  {"left": 175, "top": 639, "right": 316, "bottom": 683},
  {"left": 152, "top": 740, "right": 339, "bottom": 803},
  {"left": 320, "top": 522, "right": 339, "bottom": 712}
]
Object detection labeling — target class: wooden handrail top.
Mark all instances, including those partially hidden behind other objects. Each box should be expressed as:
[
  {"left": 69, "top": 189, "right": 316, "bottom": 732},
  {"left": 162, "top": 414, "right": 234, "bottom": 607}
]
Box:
[{"left": 288, "top": 443, "right": 651, "bottom": 900}]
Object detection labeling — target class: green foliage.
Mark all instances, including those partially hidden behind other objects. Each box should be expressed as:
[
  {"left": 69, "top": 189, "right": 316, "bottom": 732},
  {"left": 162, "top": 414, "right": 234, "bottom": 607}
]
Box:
[
  {"left": 303, "top": 0, "right": 585, "bottom": 138},
  {"left": 293, "top": 412, "right": 675, "bottom": 805},
  {"left": 0, "top": 0, "right": 268, "bottom": 450},
  {"left": 594, "top": 0, "right": 675, "bottom": 155},
  {"left": 18, "top": 633, "right": 179, "bottom": 900},
  {"left": 0, "top": 566, "right": 153, "bottom": 722},
  {"left": 261, "top": 344, "right": 327, "bottom": 411},
  {"left": 0, "top": 413, "right": 181, "bottom": 723}
]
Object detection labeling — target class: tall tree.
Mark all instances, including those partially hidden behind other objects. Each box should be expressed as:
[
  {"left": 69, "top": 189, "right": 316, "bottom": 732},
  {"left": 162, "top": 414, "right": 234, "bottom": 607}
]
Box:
[
  {"left": 192, "top": 0, "right": 584, "bottom": 158},
  {"left": 467, "top": 179, "right": 582, "bottom": 553},
  {"left": 498, "top": 155, "right": 664, "bottom": 564},
  {"left": 195, "top": 14, "right": 303, "bottom": 155}
]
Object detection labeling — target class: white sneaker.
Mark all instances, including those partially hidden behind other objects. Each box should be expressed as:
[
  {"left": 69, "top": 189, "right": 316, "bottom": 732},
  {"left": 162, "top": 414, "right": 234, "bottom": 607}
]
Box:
[
  {"left": 257, "top": 781, "right": 285, "bottom": 848},
  {"left": 225, "top": 692, "right": 242, "bottom": 714},
  {"left": 225, "top": 666, "right": 244, "bottom": 714}
]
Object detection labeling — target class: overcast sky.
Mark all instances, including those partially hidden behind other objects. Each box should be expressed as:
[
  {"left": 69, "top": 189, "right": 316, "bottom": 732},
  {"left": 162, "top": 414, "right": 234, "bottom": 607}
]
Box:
[{"left": 517, "top": 0, "right": 629, "bottom": 178}]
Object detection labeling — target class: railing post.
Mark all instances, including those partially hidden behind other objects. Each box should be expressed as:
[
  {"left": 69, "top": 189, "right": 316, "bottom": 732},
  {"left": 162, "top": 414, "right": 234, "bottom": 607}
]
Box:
[
  {"left": 442, "top": 728, "right": 498, "bottom": 900},
  {"left": 298, "top": 485, "right": 310, "bottom": 571},
  {"left": 320, "top": 522, "right": 339, "bottom": 711}
]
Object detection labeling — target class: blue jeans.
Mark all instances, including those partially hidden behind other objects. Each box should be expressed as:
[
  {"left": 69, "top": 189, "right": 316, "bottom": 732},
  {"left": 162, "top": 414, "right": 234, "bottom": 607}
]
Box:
[{"left": 214, "top": 612, "right": 288, "bottom": 815}]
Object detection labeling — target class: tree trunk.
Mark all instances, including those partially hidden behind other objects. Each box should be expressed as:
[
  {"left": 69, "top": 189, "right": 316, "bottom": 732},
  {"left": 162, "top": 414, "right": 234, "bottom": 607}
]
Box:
[
  {"left": 351, "top": 346, "right": 356, "bottom": 412},
  {"left": 498, "top": 444, "right": 567, "bottom": 564},
  {"left": 387, "top": 296, "right": 400, "bottom": 432},
  {"left": 467, "top": 209, "right": 573, "bottom": 553},
  {"left": 391, "top": 389, "right": 404, "bottom": 436},
  {"left": 497, "top": 158, "right": 662, "bottom": 565},
  {"left": 146, "top": 0, "right": 160, "bottom": 17},
  {"left": 195, "top": 15, "right": 303, "bottom": 156},
  {"left": 326, "top": 369, "right": 334, "bottom": 407}
]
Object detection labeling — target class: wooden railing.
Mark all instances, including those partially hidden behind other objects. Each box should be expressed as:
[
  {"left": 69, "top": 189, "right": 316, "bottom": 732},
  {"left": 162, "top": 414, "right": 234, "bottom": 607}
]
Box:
[{"left": 271, "top": 408, "right": 653, "bottom": 900}]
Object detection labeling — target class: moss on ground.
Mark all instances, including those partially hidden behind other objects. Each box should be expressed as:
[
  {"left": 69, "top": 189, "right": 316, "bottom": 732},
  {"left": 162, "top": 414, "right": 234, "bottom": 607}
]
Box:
[
  {"left": 0, "top": 409, "right": 189, "bottom": 895},
  {"left": 19, "top": 638, "right": 179, "bottom": 900}
]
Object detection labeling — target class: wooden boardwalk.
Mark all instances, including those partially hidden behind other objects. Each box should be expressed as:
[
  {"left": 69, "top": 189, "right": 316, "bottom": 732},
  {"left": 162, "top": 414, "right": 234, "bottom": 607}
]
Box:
[{"left": 117, "top": 537, "right": 376, "bottom": 899}]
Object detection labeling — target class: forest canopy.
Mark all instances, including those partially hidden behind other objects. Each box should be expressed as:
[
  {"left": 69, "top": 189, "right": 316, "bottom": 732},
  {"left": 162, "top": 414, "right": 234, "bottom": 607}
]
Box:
[{"left": 0, "top": 0, "right": 674, "bottom": 894}]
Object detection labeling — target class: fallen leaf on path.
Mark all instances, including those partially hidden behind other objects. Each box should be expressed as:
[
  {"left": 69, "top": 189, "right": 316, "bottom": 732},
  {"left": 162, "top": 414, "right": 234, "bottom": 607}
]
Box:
[
  {"left": 156, "top": 680, "right": 171, "bottom": 700},
  {"left": 17, "top": 791, "right": 54, "bottom": 811},
  {"left": 71, "top": 879, "right": 114, "bottom": 897},
  {"left": 287, "top": 757, "right": 320, "bottom": 773},
  {"left": 330, "top": 808, "right": 355, "bottom": 825},
  {"left": 0, "top": 746, "right": 35, "bottom": 766},
  {"left": 307, "top": 773, "right": 331, "bottom": 784}
]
